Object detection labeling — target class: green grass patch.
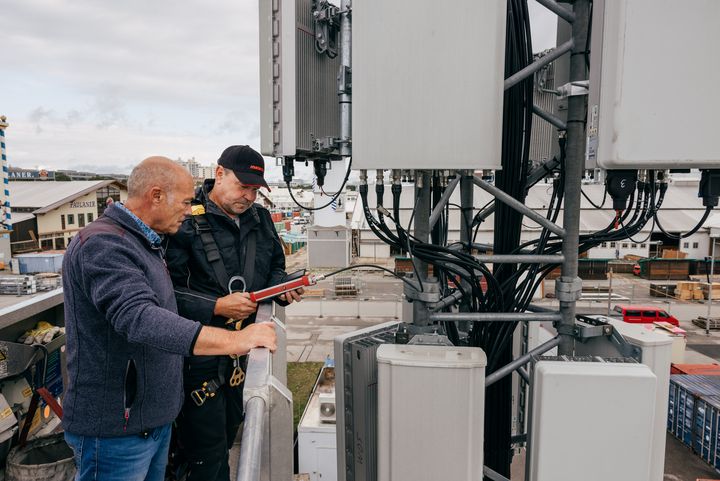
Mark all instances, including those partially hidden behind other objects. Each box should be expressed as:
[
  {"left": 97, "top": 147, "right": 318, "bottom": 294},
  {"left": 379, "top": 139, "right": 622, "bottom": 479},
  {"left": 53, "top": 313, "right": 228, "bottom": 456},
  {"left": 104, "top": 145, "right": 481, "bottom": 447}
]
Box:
[{"left": 287, "top": 361, "right": 324, "bottom": 430}]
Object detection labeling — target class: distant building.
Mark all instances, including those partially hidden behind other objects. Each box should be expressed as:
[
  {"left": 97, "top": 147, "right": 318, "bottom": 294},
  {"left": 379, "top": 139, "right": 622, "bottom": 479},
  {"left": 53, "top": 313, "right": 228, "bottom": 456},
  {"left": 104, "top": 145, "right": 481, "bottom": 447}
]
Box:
[
  {"left": 9, "top": 180, "right": 127, "bottom": 252},
  {"left": 267, "top": 186, "right": 314, "bottom": 211}
]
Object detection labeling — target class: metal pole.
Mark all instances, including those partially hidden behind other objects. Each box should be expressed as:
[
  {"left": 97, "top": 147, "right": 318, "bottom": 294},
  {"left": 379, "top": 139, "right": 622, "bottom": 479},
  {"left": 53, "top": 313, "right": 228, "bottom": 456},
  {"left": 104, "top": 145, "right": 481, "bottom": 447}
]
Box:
[
  {"left": 412, "top": 171, "right": 432, "bottom": 326},
  {"left": 533, "top": 104, "right": 567, "bottom": 130},
  {"left": 429, "top": 312, "right": 562, "bottom": 323},
  {"left": 535, "top": 0, "right": 576, "bottom": 24},
  {"left": 472, "top": 175, "right": 565, "bottom": 236},
  {"left": 607, "top": 268, "right": 613, "bottom": 316},
  {"left": 0, "top": 116, "right": 11, "bottom": 233},
  {"left": 428, "top": 175, "right": 460, "bottom": 229},
  {"left": 556, "top": 0, "right": 591, "bottom": 356},
  {"left": 458, "top": 172, "right": 474, "bottom": 332},
  {"left": 504, "top": 39, "right": 573, "bottom": 91},
  {"left": 339, "top": 0, "right": 351, "bottom": 157},
  {"left": 485, "top": 337, "right": 561, "bottom": 387},
  {"left": 472, "top": 157, "right": 561, "bottom": 226},
  {"left": 483, "top": 465, "right": 512, "bottom": 481},
  {"left": 473, "top": 254, "right": 564, "bottom": 264},
  {"left": 708, "top": 238, "right": 716, "bottom": 336},
  {"left": 236, "top": 396, "right": 266, "bottom": 481},
  {"left": 460, "top": 172, "right": 474, "bottom": 244}
]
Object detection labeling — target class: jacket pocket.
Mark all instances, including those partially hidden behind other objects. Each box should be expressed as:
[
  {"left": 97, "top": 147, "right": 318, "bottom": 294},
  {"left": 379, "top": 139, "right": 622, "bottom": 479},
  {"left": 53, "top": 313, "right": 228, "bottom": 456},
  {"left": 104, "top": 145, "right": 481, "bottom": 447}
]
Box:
[{"left": 123, "top": 359, "right": 137, "bottom": 431}]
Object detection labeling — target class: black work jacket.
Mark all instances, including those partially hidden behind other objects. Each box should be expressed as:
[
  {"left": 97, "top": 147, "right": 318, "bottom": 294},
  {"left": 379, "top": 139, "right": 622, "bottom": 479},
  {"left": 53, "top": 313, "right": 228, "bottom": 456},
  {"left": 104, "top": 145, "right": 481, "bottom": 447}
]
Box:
[{"left": 166, "top": 180, "right": 288, "bottom": 328}]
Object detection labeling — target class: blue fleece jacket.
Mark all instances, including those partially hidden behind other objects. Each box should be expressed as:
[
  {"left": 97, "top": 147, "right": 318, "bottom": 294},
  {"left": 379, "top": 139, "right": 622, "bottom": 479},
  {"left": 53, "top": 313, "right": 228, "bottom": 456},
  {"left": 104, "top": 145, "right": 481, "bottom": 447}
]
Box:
[{"left": 61, "top": 203, "right": 202, "bottom": 437}]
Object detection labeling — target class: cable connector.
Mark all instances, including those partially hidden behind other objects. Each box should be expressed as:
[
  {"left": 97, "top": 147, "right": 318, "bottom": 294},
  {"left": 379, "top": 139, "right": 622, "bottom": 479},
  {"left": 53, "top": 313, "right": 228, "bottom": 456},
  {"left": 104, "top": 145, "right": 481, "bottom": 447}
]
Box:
[
  {"left": 605, "top": 170, "right": 637, "bottom": 211},
  {"left": 699, "top": 169, "right": 720, "bottom": 208},
  {"left": 313, "top": 160, "right": 328, "bottom": 187},
  {"left": 282, "top": 158, "right": 295, "bottom": 184}
]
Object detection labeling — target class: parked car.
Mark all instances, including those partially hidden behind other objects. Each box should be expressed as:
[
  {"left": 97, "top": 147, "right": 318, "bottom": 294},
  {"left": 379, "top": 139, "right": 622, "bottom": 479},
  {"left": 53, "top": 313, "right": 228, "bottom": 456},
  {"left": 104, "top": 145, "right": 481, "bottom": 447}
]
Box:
[
  {"left": 613, "top": 304, "right": 680, "bottom": 327},
  {"left": 633, "top": 263, "right": 641, "bottom": 276}
]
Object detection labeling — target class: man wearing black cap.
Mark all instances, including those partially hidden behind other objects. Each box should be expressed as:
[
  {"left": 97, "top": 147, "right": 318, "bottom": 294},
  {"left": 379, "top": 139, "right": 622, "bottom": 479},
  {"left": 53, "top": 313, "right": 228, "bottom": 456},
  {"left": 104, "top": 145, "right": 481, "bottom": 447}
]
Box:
[{"left": 166, "top": 145, "right": 302, "bottom": 481}]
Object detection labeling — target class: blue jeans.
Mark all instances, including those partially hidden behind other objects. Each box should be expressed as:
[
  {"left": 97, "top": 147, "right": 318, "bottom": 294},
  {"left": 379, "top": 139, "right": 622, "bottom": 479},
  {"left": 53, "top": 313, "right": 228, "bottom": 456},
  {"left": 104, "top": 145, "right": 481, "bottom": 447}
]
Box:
[{"left": 64, "top": 424, "right": 171, "bottom": 481}]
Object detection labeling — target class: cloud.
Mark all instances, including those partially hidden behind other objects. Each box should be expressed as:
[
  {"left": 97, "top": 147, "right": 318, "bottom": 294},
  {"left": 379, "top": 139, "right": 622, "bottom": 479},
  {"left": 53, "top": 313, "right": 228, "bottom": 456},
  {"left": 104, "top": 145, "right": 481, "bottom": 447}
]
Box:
[{"left": 0, "top": 0, "right": 560, "bottom": 177}]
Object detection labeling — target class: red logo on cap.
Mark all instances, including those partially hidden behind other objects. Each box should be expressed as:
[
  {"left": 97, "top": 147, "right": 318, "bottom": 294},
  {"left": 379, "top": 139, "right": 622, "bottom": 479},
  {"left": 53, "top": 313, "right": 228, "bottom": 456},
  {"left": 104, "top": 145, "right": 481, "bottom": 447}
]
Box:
[{"left": 250, "top": 165, "right": 264, "bottom": 173}]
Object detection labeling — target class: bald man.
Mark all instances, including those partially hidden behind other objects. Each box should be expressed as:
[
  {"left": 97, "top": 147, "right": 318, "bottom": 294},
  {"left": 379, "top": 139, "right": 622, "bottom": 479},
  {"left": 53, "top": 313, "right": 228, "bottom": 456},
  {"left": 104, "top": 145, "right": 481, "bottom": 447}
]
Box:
[{"left": 61, "top": 157, "right": 276, "bottom": 481}]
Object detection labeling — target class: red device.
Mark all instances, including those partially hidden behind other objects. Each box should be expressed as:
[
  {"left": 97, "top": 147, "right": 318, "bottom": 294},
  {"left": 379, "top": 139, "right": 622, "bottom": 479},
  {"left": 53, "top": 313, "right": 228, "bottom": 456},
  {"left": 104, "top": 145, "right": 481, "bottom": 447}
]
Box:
[{"left": 249, "top": 273, "right": 325, "bottom": 302}]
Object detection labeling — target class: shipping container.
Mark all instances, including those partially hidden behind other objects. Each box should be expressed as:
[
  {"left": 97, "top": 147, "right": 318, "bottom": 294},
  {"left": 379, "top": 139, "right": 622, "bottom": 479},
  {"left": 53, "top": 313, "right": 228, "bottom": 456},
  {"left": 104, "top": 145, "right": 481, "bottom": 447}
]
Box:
[
  {"left": 671, "top": 364, "right": 720, "bottom": 376},
  {"left": 14, "top": 253, "right": 64, "bottom": 274},
  {"left": 667, "top": 375, "right": 720, "bottom": 471}
]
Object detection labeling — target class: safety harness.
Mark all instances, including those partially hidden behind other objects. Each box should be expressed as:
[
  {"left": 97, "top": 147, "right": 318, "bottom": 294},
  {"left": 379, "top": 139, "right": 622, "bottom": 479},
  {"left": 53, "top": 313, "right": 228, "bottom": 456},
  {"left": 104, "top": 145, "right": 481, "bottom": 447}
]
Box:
[{"left": 189, "top": 203, "right": 258, "bottom": 406}]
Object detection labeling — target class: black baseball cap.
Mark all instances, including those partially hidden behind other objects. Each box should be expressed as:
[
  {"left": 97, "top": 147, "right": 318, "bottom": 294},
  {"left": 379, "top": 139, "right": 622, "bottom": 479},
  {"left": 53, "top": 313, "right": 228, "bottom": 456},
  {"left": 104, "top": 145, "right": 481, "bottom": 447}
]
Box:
[{"left": 217, "top": 145, "right": 269, "bottom": 190}]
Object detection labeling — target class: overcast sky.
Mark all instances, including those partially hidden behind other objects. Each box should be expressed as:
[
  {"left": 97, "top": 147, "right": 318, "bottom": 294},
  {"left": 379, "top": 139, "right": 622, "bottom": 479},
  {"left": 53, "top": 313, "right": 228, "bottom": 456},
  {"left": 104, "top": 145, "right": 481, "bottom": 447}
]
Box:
[{"left": 0, "top": 1, "right": 557, "bottom": 181}]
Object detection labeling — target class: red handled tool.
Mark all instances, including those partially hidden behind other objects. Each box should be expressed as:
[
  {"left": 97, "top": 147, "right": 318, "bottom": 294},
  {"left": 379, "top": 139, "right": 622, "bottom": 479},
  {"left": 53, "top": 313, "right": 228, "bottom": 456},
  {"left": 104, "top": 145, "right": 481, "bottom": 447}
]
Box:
[{"left": 248, "top": 273, "right": 325, "bottom": 302}]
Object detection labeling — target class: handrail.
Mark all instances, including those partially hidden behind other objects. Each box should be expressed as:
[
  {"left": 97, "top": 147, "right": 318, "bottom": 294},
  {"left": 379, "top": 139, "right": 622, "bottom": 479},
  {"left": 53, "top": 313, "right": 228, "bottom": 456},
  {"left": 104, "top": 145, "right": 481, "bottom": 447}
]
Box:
[
  {"left": 237, "top": 303, "right": 274, "bottom": 481},
  {"left": 236, "top": 303, "right": 293, "bottom": 481}
]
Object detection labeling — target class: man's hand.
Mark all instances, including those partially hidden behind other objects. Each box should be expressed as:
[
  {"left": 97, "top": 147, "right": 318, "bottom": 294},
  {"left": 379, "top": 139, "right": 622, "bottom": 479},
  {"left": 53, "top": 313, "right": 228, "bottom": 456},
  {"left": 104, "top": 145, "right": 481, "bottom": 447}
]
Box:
[
  {"left": 279, "top": 287, "right": 304, "bottom": 304},
  {"left": 233, "top": 322, "right": 278, "bottom": 354},
  {"left": 214, "top": 292, "right": 257, "bottom": 320},
  {"left": 193, "top": 322, "right": 277, "bottom": 356}
]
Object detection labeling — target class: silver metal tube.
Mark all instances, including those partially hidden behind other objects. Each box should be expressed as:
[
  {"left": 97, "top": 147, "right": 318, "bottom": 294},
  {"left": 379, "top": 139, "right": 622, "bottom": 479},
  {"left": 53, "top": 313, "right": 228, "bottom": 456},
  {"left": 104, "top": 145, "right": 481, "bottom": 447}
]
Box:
[
  {"left": 429, "top": 312, "right": 562, "bottom": 323},
  {"left": 558, "top": 0, "right": 591, "bottom": 355},
  {"left": 485, "top": 337, "right": 562, "bottom": 387},
  {"left": 339, "top": 0, "right": 351, "bottom": 157},
  {"left": 428, "top": 174, "right": 461, "bottom": 229},
  {"left": 236, "top": 396, "right": 267, "bottom": 481},
  {"left": 473, "top": 255, "right": 564, "bottom": 264},
  {"left": 483, "top": 465, "right": 511, "bottom": 481},
  {"left": 533, "top": 104, "right": 567, "bottom": 130},
  {"left": 428, "top": 290, "right": 465, "bottom": 312},
  {"left": 460, "top": 172, "right": 474, "bottom": 243},
  {"left": 517, "top": 366, "right": 530, "bottom": 384},
  {"left": 708, "top": 238, "right": 716, "bottom": 336},
  {"left": 472, "top": 175, "right": 566, "bottom": 237},
  {"left": 412, "top": 171, "right": 432, "bottom": 326},
  {"left": 504, "top": 39, "right": 573, "bottom": 91},
  {"left": 472, "top": 158, "right": 560, "bottom": 226},
  {"left": 536, "top": 0, "right": 576, "bottom": 23}
]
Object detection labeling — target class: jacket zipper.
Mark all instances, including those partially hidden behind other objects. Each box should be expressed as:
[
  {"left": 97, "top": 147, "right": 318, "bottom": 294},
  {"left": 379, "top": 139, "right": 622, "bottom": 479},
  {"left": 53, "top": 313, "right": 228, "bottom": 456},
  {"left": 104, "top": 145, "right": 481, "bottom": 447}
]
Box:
[{"left": 123, "top": 359, "right": 137, "bottom": 432}]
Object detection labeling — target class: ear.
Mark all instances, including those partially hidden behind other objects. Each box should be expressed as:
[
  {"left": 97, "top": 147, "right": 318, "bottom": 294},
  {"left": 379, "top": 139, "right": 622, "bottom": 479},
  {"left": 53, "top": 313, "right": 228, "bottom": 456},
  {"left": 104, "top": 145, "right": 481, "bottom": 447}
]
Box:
[{"left": 150, "top": 186, "right": 164, "bottom": 204}]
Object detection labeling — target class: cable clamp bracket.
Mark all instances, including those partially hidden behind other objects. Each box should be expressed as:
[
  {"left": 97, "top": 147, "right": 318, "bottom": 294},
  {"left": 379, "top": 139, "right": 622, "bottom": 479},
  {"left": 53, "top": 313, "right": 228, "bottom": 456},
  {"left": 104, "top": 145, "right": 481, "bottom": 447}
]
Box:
[
  {"left": 556, "top": 81, "right": 589, "bottom": 99},
  {"left": 555, "top": 276, "right": 582, "bottom": 302}
]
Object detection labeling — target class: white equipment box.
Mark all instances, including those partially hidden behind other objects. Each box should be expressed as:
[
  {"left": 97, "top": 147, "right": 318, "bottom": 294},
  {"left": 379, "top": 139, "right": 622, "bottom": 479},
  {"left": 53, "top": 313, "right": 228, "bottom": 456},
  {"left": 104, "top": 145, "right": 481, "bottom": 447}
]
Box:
[
  {"left": 352, "top": 0, "right": 506, "bottom": 169},
  {"left": 605, "top": 319, "right": 673, "bottom": 481},
  {"left": 586, "top": 0, "right": 720, "bottom": 169},
  {"left": 528, "top": 360, "right": 657, "bottom": 481},
  {"left": 377, "top": 344, "right": 486, "bottom": 481},
  {"left": 298, "top": 391, "right": 338, "bottom": 481}
]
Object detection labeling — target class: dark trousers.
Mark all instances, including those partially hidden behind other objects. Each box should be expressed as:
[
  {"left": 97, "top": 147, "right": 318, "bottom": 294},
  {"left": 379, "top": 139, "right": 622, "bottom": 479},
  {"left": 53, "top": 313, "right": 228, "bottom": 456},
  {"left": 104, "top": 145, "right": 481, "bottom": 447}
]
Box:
[{"left": 178, "top": 356, "right": 244, "bottom": 481}]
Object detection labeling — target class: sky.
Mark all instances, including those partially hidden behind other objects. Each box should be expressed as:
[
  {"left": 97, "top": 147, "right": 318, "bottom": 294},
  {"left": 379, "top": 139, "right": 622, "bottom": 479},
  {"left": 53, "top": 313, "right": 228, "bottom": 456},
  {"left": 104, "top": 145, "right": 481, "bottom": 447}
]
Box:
[{"left": 0, "top": 1, "right": 557, "bottom": 181}]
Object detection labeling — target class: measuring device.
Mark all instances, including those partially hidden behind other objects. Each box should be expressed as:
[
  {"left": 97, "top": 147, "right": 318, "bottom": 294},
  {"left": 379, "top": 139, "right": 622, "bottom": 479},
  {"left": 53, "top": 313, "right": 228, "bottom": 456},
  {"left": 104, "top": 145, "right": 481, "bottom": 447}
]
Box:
[
  {"left": 248, "top": 269, "right": 325, "bottom": 302},
  {"left": 227, "top": 269, "right": 325, "bottom": 303}
]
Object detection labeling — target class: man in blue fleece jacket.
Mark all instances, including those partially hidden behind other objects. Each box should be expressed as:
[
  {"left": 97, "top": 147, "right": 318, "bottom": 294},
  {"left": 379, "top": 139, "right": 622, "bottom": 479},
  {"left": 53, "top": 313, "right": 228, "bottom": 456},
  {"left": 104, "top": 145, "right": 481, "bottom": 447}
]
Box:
[{"left": 61, "top": 156, "right": 277, "bottom": 481}]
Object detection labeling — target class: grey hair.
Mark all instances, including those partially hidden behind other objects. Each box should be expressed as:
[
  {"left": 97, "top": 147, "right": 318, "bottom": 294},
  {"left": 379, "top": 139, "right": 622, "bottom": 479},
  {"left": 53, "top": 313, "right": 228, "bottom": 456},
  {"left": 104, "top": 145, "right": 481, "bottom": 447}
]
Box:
[{"left": 127, "top": 157, "right": 186, "bottom": 198}]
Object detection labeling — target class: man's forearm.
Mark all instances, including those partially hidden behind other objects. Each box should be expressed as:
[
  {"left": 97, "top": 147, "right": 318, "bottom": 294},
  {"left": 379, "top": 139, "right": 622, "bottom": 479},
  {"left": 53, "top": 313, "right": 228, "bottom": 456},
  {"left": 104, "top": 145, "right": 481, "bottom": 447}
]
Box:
[{"left": 192, "top": 323, "right": 276, "bottom": 355}]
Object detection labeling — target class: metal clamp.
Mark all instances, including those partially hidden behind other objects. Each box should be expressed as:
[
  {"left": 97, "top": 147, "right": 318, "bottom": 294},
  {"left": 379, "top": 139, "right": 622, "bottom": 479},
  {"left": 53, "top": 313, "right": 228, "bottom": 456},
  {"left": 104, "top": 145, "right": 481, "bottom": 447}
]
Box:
[
  {"left": 573, "top": 317, "right": 614, "bottom": 340},
  {"left": 555, "top": 276, "right": 583, "bottom": 302},
  {"left": 556, "top": 81, "right": 589, "bottom": 99},
  {"left": 312, "top": 0, "right": 340, "bottom": 57},
  {"left": 403, "top": 276, "right": 442, "bottom": 303}
]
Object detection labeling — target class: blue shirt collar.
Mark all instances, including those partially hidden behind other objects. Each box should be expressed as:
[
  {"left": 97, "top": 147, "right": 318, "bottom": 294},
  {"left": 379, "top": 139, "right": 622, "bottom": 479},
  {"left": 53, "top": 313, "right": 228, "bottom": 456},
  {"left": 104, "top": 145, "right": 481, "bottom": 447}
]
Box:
[{"left": 115, "top": 202, "right": 162, "bottom": 247}]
